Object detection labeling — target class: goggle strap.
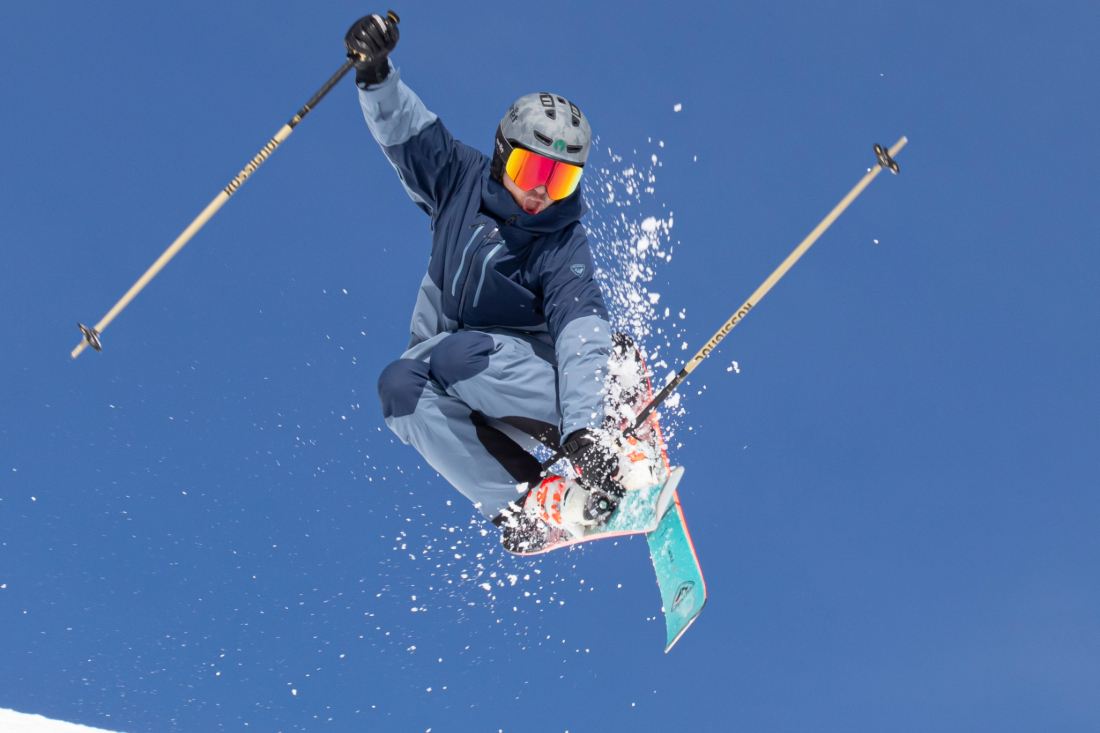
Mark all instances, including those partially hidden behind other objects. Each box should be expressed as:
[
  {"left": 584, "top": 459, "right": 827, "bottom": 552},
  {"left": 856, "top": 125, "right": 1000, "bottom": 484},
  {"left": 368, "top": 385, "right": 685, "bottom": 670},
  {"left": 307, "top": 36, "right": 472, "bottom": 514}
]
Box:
[{"left": 490, "top": 125, "right": 514, "bottom": 183}]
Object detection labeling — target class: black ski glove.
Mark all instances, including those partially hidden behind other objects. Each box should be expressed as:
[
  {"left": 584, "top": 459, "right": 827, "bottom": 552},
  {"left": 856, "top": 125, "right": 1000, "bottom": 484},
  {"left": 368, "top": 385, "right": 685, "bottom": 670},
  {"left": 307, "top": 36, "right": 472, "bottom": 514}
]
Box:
[
  {"left": 562, "top": 429, "right": 621, "bottom": 497},
  {"left": 345, "top": 11, "right": 400, "bottom": 87}
]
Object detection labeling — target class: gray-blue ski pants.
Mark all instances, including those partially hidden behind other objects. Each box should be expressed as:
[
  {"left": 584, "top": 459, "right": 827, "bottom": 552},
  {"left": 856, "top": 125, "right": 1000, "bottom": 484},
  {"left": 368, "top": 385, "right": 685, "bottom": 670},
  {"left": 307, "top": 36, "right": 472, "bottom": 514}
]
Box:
[{"left": 377, "top": 330, "right": 564, "bottom": 518}]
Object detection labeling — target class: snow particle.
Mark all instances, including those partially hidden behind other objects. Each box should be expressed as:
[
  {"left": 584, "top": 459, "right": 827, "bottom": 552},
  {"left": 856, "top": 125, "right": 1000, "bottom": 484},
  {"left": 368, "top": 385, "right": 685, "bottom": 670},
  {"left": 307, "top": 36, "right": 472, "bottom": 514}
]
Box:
[{"left": 673, "top": 103, "right": 682, "bottom": 112}]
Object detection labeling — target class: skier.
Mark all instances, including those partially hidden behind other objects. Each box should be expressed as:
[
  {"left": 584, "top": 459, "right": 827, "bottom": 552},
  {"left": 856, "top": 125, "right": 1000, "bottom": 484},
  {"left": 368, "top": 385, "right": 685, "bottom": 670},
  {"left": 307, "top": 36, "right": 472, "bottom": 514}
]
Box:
[{"left": 345, "top": 13, "right": 652, "bottom": 542}]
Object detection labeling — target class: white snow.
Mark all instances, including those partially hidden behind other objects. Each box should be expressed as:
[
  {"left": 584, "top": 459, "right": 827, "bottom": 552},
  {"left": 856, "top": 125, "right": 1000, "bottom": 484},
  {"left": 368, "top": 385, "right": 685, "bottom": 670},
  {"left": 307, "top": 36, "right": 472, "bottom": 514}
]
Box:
[
  {"left": 673, "top": 103, "right": 682, "bottom": 112},
  {"left": 0, "top": 709, "right": 122, "bottom": 733}
]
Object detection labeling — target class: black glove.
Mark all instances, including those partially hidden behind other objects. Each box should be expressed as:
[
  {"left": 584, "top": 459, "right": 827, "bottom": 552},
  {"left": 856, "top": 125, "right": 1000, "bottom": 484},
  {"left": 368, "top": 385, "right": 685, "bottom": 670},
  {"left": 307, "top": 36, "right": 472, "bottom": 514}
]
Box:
[
  {"left": 562, "top": 429, "right": 620, "bottom": 497},
  {"left": 345, "top": 11, "right": 400, "bottom": 87}
]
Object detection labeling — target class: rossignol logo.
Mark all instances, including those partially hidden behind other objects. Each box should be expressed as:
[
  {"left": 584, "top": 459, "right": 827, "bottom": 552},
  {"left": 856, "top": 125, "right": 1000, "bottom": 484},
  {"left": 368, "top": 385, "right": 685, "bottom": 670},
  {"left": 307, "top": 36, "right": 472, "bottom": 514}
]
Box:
[
  {"left": 570, "top": 264, "right": 585, "bottom": 277},
  {"left": 692, "top": 302, "right": 754, "bottom": 366},
  {"left": 224, "top": 136, "right": 282, "bottom": 196},
  {"left": 553, "top": 139, "right": 566, "bottom": 152}
]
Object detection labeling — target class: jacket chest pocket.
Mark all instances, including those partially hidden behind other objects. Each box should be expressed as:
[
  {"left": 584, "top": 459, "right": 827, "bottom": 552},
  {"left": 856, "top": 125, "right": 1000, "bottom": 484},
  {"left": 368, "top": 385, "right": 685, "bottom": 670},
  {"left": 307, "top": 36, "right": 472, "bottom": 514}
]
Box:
[
  {"left": 454, "top": 224, "right": 504, "bottom": 325},
  {"left": 451, "top": 224, "right": 486, "bottom": 297},
  {"left": 471, "top": 243, "right": 504, "bottom": 308}
]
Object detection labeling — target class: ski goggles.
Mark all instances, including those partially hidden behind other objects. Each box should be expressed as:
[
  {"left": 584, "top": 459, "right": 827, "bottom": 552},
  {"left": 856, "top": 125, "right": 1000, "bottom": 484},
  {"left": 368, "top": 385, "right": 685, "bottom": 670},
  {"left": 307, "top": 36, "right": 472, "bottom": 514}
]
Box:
[{"left": 505, "top": 147, "right": 584, "bottom": 201}]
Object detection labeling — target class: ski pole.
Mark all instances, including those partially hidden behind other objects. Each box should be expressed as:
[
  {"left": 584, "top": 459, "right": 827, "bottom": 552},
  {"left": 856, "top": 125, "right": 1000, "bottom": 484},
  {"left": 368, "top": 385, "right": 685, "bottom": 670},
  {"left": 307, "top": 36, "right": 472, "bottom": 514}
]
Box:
[
  {"left": 71, "top": 9, "right": 401, "bottom": 359},
  {"left": 541, "top": 137, "right": 907, "bottom": 471}
]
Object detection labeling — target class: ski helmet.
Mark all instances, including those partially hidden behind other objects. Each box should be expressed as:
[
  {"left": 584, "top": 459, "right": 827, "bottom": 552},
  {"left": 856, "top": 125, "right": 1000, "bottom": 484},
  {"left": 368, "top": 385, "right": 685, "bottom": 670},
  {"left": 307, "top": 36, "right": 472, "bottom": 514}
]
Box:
[{"left": 490, "top": 92, "right": 592, "bottom": 188}]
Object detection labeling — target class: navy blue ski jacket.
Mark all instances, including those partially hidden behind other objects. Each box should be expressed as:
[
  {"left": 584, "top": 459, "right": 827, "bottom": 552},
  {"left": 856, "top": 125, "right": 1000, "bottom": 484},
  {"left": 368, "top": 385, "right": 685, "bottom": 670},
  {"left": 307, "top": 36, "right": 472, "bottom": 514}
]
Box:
[{"left": 358, "top": 65, "right": 612, "bottom": 438}]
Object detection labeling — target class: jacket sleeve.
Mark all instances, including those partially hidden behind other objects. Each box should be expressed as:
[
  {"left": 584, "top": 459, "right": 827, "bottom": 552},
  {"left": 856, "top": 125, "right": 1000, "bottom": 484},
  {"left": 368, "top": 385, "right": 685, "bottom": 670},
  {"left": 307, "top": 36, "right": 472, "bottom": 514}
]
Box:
[
  {"left": 357, "top": 62, "right": 484, "bottom": 218},
  {"left": 540, "top": 226, "right": 614, "bottom": 439}
]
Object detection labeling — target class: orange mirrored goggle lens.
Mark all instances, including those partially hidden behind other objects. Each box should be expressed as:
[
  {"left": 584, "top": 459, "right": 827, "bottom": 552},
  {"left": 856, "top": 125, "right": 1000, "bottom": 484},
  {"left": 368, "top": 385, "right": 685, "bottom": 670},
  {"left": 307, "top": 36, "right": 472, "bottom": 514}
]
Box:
[{"left": 505, "top": 148, "right": 584, "bottom": 201}]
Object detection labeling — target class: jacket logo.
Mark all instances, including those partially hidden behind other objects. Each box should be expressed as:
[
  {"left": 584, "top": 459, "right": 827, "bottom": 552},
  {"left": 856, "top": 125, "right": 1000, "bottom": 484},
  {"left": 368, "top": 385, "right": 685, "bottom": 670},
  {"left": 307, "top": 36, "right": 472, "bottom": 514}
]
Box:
[
  {"left": 554, "top": 139, "right": 566, "bottom": 152},
  {"left": 570, "top": 264, "right": 585, "bottom": 277}
]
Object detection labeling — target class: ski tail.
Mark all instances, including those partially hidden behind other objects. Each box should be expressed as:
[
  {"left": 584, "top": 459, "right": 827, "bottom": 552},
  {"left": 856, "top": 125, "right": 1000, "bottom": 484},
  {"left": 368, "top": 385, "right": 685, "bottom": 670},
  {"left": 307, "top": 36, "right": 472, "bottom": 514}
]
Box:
[{"left": 648, "top": 491, "right": 707, "bottom": 652}]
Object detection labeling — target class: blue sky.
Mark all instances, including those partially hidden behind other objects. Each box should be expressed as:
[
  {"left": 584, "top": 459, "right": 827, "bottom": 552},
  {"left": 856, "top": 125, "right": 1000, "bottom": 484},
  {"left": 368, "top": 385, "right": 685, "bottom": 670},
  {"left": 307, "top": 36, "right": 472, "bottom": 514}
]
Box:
[{"left": 2, "top": 1, "right": 1099, "bottom": 731}]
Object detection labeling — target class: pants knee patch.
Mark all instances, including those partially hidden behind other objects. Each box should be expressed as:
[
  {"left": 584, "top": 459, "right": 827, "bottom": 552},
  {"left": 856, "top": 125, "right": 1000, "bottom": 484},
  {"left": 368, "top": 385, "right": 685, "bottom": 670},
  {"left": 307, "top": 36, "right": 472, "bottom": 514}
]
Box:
[
  {"left": 377, "top": 359, "right": 431, "bottom": 419},
  {"left": 430, "top": 331, "right": 494, "bottom": 390}
]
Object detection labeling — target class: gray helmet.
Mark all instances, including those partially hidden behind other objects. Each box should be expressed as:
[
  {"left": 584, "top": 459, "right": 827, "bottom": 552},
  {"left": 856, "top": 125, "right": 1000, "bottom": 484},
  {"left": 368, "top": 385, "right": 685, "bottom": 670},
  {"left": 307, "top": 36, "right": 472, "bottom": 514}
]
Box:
[{"left": 490, "top": 92, "right": 592, "bottom": 184}]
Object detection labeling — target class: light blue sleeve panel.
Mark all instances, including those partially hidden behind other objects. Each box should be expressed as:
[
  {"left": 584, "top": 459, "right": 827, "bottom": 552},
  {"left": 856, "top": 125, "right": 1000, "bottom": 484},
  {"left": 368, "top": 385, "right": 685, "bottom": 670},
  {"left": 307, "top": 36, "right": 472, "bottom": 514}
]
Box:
[
  {"left": 358, "top": 65, "right": 437, "bottom": 215},
  {"left": 358, "top": 63, "right": 484, "bottom": 219},
  {"left": 537, "top": 225, "right": 613, "bottom": 439},
  {"left": 556, "top": 314, "right": 613, "bottom": 438},
  {"left": 357, "top": 63, "right": 437, "bottom": 147}
]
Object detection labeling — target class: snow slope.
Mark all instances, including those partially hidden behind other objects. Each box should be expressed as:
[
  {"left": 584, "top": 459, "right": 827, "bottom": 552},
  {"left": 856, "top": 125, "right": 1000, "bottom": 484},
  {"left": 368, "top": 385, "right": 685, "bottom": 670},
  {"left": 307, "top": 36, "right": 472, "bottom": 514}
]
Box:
[{"left": 0, "top": 709, "right": 121, "bottom": 733}]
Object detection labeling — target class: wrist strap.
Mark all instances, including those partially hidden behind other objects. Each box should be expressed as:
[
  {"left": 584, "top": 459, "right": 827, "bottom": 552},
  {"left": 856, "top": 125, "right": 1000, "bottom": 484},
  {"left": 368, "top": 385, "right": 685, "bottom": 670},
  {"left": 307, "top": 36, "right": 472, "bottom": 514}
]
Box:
[{"left": 561, "top": 430, "right": 596, "bottom": 457}]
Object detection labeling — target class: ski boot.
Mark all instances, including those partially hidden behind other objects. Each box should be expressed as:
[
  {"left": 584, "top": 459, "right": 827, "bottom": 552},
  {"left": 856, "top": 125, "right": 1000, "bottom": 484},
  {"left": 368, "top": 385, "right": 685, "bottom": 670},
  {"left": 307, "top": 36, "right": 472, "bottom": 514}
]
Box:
[{"left": 498, "top": 476, "right": 618, "bottom": 554}]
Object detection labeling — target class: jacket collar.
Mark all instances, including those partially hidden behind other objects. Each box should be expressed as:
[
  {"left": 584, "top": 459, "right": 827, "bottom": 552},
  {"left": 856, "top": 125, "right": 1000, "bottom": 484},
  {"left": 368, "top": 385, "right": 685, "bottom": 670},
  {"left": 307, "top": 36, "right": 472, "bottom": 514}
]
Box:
[{"left": 480, "top": 174, "right": 587, "bottom": 236}]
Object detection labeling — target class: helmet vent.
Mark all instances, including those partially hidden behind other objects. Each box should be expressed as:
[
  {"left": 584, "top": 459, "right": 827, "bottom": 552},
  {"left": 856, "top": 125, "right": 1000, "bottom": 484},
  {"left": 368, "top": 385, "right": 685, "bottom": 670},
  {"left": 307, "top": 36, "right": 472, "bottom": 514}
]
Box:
[
  {"left": 556, "top": 96, "right": 566, "bottom": 104},
  {"left": 532, "top": 130, "right": 554, "bottom": 146},
  {"left": 569, "top": 102, "right": 581, "bottom": 117},
  {"left": 545, "top": 109, "right": 557, "bottom": 120},
  {"left": 571, "top": 115, "right": 580, "bottom": 127},
  {"left": 566, "top": 144, "right": 583, "bottom": 154},
  {"left": 539, "top": 94, "right": 554, "bottom": 107}
]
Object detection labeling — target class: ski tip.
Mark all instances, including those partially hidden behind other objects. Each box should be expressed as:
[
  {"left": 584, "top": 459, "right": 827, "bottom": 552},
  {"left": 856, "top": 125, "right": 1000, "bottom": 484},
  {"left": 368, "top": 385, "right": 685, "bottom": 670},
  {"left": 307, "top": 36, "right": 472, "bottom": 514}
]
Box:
[{"left": 78, "top": 323, "right": 102, "bottom": 353}]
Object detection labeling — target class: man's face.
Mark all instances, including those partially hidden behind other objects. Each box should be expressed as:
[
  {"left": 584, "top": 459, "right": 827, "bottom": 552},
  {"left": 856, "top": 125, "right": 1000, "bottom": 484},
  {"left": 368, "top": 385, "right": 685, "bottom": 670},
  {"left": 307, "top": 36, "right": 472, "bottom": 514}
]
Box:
[{"left": 502, "top": 172, "right": 553, "bottom": 215}]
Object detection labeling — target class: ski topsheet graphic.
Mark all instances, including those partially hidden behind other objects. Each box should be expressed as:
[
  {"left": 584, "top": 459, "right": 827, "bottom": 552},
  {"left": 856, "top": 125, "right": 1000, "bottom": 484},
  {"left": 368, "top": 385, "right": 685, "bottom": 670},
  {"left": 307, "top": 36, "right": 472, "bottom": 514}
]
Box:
[{"left": 648, "top": 491, "right": 706, "bottom": 652}]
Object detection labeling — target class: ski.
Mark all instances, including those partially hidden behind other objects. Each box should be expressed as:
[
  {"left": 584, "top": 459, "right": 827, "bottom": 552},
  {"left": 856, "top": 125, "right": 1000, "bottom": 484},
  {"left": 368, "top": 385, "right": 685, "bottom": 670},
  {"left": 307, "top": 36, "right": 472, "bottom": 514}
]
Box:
[
  {"left": 648, "top": 491, "right": 707, "bottom": 652},
  {"left": 500, "top": 467, "right": 683, "bottom": 556}
]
